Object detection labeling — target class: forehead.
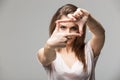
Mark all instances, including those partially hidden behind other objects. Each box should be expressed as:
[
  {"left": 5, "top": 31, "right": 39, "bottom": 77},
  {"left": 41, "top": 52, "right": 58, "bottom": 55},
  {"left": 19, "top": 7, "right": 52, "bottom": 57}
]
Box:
[{"left": 60, "top": 15, "right": 76, "bottom": 27}]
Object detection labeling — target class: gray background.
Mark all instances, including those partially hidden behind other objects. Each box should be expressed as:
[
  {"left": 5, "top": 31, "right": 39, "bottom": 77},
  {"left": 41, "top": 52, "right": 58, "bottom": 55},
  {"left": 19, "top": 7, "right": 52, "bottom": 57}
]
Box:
[{"left": 0, "top": 0, "right": 120, "bottom": 80}]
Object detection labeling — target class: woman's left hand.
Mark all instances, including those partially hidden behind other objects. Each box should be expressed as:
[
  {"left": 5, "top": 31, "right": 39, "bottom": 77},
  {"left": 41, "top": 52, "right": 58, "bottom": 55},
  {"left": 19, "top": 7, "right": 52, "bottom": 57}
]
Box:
[{"left": 67, "top": 8, "right": 90, "bottom": 36}]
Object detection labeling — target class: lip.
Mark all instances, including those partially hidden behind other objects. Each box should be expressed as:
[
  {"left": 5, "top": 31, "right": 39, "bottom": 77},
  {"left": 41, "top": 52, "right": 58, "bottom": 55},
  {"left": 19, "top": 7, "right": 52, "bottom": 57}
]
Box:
[{"left": 66, "top": 36, "right": 72, "bottom": 40}]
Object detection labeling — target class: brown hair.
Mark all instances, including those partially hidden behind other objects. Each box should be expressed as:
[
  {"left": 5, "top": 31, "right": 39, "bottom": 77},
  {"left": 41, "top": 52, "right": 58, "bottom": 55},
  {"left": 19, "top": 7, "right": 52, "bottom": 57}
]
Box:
[{"left": 49, "top": 4, "right": 87, "bottom": 71}]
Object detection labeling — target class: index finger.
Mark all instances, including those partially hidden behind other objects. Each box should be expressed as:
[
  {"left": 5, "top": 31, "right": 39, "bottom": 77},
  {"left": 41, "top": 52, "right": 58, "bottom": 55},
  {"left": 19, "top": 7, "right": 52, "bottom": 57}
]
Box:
[
  {"left": 53, "top": 20, "right": 60, "bottom": 33},
  {"left": 56, "top": 19, "right": 73, "bottom": 23},
  {"left": 65, "top": 33, "right": 81, "bottom": 37}
]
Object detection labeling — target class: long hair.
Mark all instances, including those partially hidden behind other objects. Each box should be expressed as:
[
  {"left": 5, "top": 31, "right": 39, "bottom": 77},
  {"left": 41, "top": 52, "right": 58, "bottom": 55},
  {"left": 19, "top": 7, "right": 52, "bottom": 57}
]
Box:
[{"left": 49, "top": 4, "right": 87, "bottom": 71}]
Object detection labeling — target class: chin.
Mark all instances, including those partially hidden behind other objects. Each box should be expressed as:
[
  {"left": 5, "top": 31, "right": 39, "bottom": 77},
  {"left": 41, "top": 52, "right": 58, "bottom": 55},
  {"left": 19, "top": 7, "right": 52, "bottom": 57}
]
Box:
[{"left": 67, "top": 40, "right": 73, "bottom": 45}]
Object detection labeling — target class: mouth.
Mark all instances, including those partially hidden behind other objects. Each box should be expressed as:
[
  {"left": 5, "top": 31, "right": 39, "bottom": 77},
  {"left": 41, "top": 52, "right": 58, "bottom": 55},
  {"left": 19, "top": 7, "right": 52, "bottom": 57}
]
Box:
[{"left": 66, "top": 36, "right": 72, "bottom": 40}]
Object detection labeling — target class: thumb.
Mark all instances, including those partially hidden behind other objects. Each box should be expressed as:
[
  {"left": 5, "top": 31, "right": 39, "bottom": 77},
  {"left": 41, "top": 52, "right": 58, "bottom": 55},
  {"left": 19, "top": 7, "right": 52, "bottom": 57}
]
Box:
[
  {"left": 79, "top": 23, "right": 84, "bottom": 36},
  {"left": 76, "top": 21, "right": 84, "bottom": 36},
  {"left": 52, "top": 20, "right": 60, "bottom": 34},
  {"left": 67, "top": 14, "right": 76, "bottom": 21}
]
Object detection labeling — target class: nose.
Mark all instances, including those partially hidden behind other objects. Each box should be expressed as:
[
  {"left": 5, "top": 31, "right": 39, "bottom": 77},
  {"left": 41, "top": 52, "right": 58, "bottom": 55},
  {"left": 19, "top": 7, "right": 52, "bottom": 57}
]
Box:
[{"left": 66, "top": 29, "right": 71, "bottom": 33}]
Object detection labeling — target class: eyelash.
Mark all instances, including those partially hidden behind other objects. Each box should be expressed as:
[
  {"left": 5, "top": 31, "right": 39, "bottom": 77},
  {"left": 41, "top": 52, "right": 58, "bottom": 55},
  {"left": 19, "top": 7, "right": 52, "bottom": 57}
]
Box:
[
  {"left": 60, "top": 26, "right": 78, "bottom": 31},
  {"left": 60, "top": 26, "right": 66, "bottom": 29},
  {"left": 71, "top": 26, "right": 78, "bottom": 31}
]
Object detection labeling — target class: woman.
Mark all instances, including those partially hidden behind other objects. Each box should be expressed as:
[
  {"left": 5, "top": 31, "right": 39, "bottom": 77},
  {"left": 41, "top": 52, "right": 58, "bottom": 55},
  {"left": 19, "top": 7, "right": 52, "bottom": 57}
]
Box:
[{"left": 37, "top": 4, "right": 105, "bottom": 80}]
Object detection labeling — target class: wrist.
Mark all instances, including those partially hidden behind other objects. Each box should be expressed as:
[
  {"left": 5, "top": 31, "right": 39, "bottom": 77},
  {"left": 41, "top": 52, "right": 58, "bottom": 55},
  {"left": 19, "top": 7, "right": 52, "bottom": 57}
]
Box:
[
  {"left": 45, "top": 41, "right": 55, "bottom": 50},
  {"left": 86, "top": 14, "right": 98, "bottom": 27},
  {"left": 86, "top": 14, "right": 92, "bottom": 24}
]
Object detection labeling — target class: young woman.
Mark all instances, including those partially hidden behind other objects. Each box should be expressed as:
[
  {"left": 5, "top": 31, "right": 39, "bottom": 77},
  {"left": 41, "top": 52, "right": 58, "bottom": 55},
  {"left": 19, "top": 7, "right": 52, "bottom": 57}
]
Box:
[{"left": 37, "top": 4, "right": 105, "bottom": 80}]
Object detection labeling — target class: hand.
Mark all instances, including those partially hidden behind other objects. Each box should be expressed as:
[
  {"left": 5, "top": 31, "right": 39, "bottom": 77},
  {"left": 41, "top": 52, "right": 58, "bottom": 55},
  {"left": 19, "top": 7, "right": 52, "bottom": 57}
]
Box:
[
  {"left": 46, "top": 19, "right": 80, "bottom": 49},
  {"left": 67, "top": 8, "right": 90, "bottom": 36}
]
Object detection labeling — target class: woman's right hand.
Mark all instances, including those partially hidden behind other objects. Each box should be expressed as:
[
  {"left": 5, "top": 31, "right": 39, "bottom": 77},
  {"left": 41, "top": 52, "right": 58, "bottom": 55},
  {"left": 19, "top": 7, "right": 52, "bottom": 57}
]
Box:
[{"left": 46, "top": 19, "right": 80, "bottom": 49}]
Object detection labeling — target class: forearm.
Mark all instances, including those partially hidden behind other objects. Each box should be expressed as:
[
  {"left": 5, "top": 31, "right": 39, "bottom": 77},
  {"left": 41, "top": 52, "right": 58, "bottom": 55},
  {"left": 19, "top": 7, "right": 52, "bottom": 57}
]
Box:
[
  {"left": 86, "top": 15, "right": 105, "bottom": 55},
  {"left": 86, "top": 15, "right": 105, "bottom": 36},
  {"left": 37, "top": 42, "right": 56, "bottom": 66},
  {"left": 44, "top": 43, "right": 56, "bottom": 60}
]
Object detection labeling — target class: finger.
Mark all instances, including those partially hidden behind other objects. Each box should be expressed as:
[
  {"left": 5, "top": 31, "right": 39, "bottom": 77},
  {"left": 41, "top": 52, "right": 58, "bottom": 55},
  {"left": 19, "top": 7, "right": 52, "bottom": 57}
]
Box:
[
  {"left": 57, "top": 43, "right": 66, "bottom": 48},
  {"left": 53, "top": 21, "right": 60, "bottom": 34},
  {"left": 56, "top": 19, "right": 73, "bottom": 23},
  {"left": 78, "top": 16, "right": 88, "bottom": 36},
  {"left": 67, "top": 14, "right": 76, "bottom": 21},
  {"left": 73, "top": 13, "right": 83, "bottom": 20},
  {"left": 80, "top": 9, "right": 90, "bottom": 16},
  {"left": 78, "top": 22, "right": 84, "bottom": 36},
  {"left": 80, "top": 14, "right": 88, "bottom": 26},
  {"left": 65, "top": 33, "right": 81, "bottom": 37},
  {"left": 72, "top": 8, "right": 84, "bottom": 20},
  {"left": 76, "top": 21, "right": 84, "bottom": 36},
  {"left": 74, "top": 8, "right": 83, "bottom": 16},
  {"left": 61, "top": 36, "right": 68, "bottom": 43},
  {"left": 79, "top": 25, "right": 84, "bottom": 36}
]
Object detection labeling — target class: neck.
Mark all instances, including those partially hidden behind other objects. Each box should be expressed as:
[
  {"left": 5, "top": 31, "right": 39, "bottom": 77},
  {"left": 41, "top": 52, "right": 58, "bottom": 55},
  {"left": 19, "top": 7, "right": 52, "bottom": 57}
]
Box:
[
  {"left": 57, "top": 43, "right": 74, "bottom": 54},
  {"left": 60, "top": 46, "right": 73, "bottom": 54}
]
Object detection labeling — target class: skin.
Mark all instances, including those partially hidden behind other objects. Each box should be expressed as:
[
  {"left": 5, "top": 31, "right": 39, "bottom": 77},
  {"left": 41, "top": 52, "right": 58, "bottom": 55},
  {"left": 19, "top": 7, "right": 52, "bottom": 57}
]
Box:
[{"left": 37, "top": 8, "right": 105, "bottom": 68}]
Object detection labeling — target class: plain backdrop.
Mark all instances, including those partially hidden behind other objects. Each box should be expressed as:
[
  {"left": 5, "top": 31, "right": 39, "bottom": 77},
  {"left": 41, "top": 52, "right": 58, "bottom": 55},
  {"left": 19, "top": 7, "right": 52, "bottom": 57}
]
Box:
[{"left": 0, "top": 0, "right": 120, "bottom": 80}]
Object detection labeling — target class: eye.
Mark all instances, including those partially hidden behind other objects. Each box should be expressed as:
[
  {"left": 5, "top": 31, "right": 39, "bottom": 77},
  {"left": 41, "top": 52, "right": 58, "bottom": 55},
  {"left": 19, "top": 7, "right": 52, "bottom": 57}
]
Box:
[
  {"left": 60, "top": 25, "right": 66, "bottom": 30},
  {"left": 71, "top": 26, "right": 78, "bottom": 31}
]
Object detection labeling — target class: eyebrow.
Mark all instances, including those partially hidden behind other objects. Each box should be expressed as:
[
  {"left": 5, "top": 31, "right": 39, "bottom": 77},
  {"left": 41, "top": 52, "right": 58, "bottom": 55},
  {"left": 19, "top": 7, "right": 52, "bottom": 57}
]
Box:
[{"left": 60, "top": 24, "right": 78, "bottom": 28}]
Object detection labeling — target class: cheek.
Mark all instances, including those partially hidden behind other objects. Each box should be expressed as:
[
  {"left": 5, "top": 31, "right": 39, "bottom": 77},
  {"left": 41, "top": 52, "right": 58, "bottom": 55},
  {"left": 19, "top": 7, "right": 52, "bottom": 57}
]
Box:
[
  {"left": 71, "top": 31, "right": 78, "bottom": 33},
  {"left": 70, "top": 29, "right": 79, "bottom": 33},
  {"left": 59, "top": 29, "right": 65, "bottom": 32},
  {"left": 59, "top": 29, "right": 66, "bottom": 33}
]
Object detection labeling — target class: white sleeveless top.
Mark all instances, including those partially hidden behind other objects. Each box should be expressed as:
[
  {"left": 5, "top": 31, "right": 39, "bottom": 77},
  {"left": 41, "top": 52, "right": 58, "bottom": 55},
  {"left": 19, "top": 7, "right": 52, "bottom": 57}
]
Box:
[{"left": 43, "top": 42, "right": 99, "bottom": 80}]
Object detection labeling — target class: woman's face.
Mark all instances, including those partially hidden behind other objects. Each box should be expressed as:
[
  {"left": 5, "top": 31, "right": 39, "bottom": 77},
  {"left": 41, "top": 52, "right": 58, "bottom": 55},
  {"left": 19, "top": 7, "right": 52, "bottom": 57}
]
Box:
[{"left": 58, "top": 15, "right": 79, "bottom": 44}]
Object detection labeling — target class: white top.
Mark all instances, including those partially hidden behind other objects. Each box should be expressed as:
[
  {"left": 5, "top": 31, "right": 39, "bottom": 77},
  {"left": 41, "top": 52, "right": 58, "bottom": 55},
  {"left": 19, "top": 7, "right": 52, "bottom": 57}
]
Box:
[{"left": 43, "top": 42, "right": 99, "bottom": 80}]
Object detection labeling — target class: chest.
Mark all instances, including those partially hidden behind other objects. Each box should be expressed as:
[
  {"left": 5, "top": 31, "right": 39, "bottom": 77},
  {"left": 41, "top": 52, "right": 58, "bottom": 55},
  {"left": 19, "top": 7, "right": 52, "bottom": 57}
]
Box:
[
  {"left": 52, "top": 53, "right": 89, "bottom": 79},
  {"left": 61, "top": 53, "right": 78, "bottom": 68}
]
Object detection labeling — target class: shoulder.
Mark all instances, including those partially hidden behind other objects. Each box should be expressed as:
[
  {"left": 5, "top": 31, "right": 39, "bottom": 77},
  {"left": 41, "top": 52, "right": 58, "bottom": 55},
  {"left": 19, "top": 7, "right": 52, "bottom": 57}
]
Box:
[
  {"left": 85, "top": 42, "right": 92, "bottom": 51},
  {"left": 85, "top": 41, "right": 93, "bottom": 55},
  {"left": 85, "top": 41, "right": 96, "bottom": 58},
  {"left": 85, "top": 41, "right": 100, "bottom": 60},
  {"left": 85, "top": 42, "right": 100, "bottom": 66}
]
